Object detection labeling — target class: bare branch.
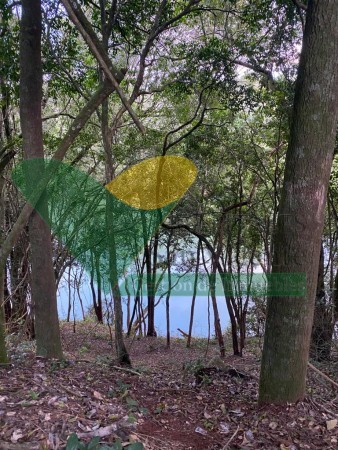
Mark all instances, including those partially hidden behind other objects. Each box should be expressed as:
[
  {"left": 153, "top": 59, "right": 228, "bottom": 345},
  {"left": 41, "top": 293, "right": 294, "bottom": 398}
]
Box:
[
  {"left": 42, "top": 112, "right": 76, "bottom": 121},
  {"left": 162, "top": 86, "right": 213, "bottom": 154},
  {"left": 234, "top": 58, "right": 275, "bottom": 86},
  {"left": 60, "top": 0, "right": 145, "bottom": 133}
]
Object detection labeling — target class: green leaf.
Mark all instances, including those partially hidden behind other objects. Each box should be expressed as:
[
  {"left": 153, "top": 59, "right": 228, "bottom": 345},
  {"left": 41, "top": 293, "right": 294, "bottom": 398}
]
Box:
[
  {"left": 126, "top": 443, "right": 144, "bottom": 450},
  {"left": 112, "top": 440, "right": 123, "bottom": 450},
  {"left": 126, "top": 397, "right": 138, "bottom": 407},
  {"left": 127, "top": 413, "right": 137, "bottom": 424},
  {"left": 87, "top": 436, "right": 100, "bottom": 449},
  {"left": 65, "top": 433, "right": 79, "bottom": 450}
]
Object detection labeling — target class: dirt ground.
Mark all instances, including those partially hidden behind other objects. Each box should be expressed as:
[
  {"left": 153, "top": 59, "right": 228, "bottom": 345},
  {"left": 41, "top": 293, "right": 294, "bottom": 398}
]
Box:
[{"left": 0, "top": 322, "right": 337, "bottom": 449}]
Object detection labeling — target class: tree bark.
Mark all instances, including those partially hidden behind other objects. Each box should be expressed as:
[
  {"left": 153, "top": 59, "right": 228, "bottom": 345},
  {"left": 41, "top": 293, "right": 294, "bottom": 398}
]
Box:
[
  {"left": 165, "top": 232, "right": 172, "bottom": 348},
  {"left": 187, "top": 241, "right": 201, "bottom": 348},
  {"left": 259, "top": 0, "right": 338, "bottom": 404},
  {"left": 310, "top": 242, "right": 334, "bottom": 361},
  {"left": 0, "top": 176, "right": 8, "bottom": 363},
  {"left": 107, "top": 199, "right": 131, "bottom": 366},
  {"left": 20, "top": 0, "right": 62, "bottom": 358}
]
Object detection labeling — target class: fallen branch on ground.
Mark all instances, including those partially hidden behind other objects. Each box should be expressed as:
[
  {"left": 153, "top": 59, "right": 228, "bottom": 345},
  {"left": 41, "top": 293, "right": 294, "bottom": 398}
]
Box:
[
  {"left": 111, "top": 365, "right": 141, "bottom": 376},
  {"left": 308, "top": 362, "right": 338, "bottom": 389}
]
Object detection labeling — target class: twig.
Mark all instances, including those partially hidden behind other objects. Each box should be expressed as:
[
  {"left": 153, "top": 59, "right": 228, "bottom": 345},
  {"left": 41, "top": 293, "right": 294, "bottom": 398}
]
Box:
[
  {"left": 309, "top": 398, "right": 337, "bottom": 417},
  {"left": 111, "top": 365, "right": 141, "bottom": 376},
  {"left": 222, "top": 425, "right": 240, "bottom": 449},
  {"left": 177, "top": 328, "right": 190, "bottom": 338},
  {"left": 308, "top": 362, "right": 338, "bottom": 389}
]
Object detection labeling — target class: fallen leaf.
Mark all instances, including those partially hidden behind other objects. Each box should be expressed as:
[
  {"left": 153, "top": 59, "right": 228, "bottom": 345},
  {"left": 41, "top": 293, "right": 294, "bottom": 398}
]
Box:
[
  {"left": 269, "top": 421, "right": 278, "bottom": 430},
  {"left": 219, "top": 422, "right": 230, "bottom": 434},
  {"left": 195, "top": 426, "right": 207, "bottom": 436},
  {"left": 86, "top": 408, "right": 97, "bottom": 419},
  {"left": 220, "top": 403, "right": 227, "bottom": 414},
  {"left": 93, "top": 390, "right": 104, "bottom": 400},
  {"left": 326, "top": 419, "right": 337, "bottom": 431},
  {"left": 48, "top": 396, "right": 58, "bottom": 405},
  {"left": 245, "top": 429, "right": 254, "bottom": 441},
  {"left": 11, "top": 429, "right": 23, "bottom": 443},
  {"left": 230, "top": 408, "right": 245, "bottom": 417},
  {"left": 78, "top": 423, "right": 117, "bottom": 439}
]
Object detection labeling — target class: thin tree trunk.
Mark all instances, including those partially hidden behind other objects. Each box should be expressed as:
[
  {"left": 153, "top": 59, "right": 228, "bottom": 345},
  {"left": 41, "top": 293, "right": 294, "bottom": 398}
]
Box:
[
  {"left": 310, "top": 242, "right": 333, "bottom": 361},
  {"left": 165, "top": 233, "right": 172, "bottom": 348},
  {"left": 187, "top": 241, "right": 201, "bottom": 347},
  {"left": 210, "top": 270, "right": 225, "bottom": 357},
  {"left": 91, "top": 253, "right": 103, "bottom": 323},
  {"left": 3, "top": 268, "right": 11, "bottom": 323},
  {"left": 0, "top": 269, "right": 7, "bottom": 363},
  {"left": 201, "top": 244, "right": 225, "bottom": 356},
  {"left": 223, "top": 236, "right": 240, "bottom": 356},
  {"left": 259, "top": 0, "right": 338, "bottom": 404},
  {"left": 67, "top": 266, "right": 71, "bottom": 322},
  {"left": 0, "top": 176, "right": 8, "bottom": 363},
  {"left": 108, "top": 216, "right": 131, "bottom": 366},
  {"left": 20, "top": 0, "right": 62, "bottom": 358}
]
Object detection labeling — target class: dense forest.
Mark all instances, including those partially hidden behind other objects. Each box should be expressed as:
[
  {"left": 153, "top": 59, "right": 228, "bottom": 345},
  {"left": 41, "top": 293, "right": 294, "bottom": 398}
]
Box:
[{"left": 0, "top": 0, "right": 337, "bottom": 448}]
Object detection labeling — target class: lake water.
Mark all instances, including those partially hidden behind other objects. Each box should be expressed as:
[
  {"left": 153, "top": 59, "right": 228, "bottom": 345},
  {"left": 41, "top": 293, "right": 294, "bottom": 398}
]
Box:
[{"left": 57, "top": 276, "right": 230, "bottom": 338}]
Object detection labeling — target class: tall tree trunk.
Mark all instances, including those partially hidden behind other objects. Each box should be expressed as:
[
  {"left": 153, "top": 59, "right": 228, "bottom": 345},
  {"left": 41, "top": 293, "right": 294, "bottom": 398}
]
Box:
[
  {"left": 310, "top": 242, "right": 334, "bottom": 361},
  {"left": 165, "top": 232, "right": 172, "bottom": 348},
  {"left": 187, "top": 241, "right": 201, "bottom": 348},
  {"left": 99, "top": 8, "right": 130, "bottom": 362},
  {"left": 0, "top": 176, "right": 8, "bottom": 363},
  {"left": 9, "top": 234, "right": 30, "bottom": 331},
  {"left": 106, "top": 196, "right": 131, "bottom": 366},
  {"left": 202, "top": 245, "right": 225, "bottom": 356},
  {"left": 20, "top": 0, "right": 62, "bottom": 358},
  {"left": 3, "top": 268, "right": 11, "bottom": 323},
  {"left": 210, "top": 270, "right": 225, "bottom": 357},
  {"left": 143, "top": 224, "right": 157, "bottom": 336},
  {"left": 333, "top": 270, "right": 338, "bottom": 331},
  {"left": 259, "top": 0, "right": 338, "bottom": 404}
]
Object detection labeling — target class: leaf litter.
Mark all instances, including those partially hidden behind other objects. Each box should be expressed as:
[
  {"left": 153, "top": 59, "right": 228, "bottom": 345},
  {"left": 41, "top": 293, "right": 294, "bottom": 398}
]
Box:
[{"left": 0, "top": 322, "right": 337, "bottom": 449}]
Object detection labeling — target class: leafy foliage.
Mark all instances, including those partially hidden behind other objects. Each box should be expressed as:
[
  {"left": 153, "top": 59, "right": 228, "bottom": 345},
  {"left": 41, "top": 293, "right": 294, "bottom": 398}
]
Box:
[{"left": 65, "top": 433, "right": 144, "bottom": 450}]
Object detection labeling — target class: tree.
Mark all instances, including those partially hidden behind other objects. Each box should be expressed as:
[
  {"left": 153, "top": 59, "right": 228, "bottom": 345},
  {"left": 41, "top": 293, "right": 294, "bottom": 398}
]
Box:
[
  {"left": 259, "top": 0, "right": 338, "bottom": 404},
  {"left": 20, "top": 0, "right": 62, "bottom": 358},
  {"left": 0, "top": 174, "right": 8, "bottom": 363}
]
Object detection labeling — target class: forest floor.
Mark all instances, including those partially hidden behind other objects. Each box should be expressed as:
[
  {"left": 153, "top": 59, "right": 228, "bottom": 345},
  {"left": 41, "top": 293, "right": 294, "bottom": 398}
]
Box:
[{"left": 0, "top": 322, "right": 337, "bottom": 450}]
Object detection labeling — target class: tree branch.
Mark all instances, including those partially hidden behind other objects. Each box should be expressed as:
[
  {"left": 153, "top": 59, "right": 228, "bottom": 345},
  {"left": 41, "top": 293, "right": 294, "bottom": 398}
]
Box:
[
  {"left": 234, "top": 59, "right": 275, "bottom": 86},
  {"left": 60, "top": 0, "right": 145, "bottom": 133},
  {"left": 162, "top": 86, "right": 212, "bottom": 154}
]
